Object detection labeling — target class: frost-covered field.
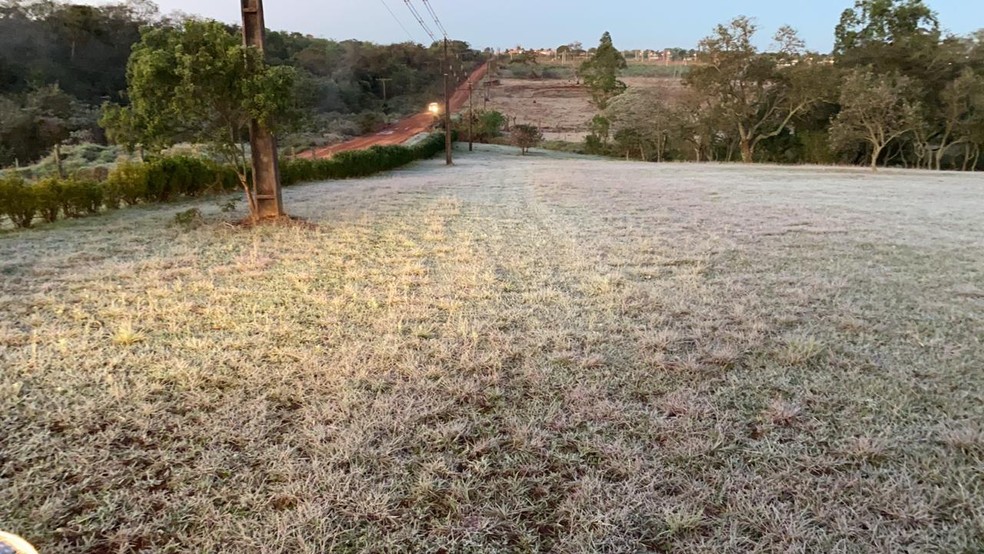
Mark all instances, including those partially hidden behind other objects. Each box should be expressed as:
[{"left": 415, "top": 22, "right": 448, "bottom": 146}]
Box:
[{"left": 2, "top": 146, "right": 982, "bottom": 552}]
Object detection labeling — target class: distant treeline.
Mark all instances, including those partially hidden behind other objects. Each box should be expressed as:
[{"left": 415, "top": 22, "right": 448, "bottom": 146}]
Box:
[
  {"left": 0, "top": 0, "right": 481, "bottom": 168},
  {"left": 576, "top": 1, "right": 984, "bottom": 170}
]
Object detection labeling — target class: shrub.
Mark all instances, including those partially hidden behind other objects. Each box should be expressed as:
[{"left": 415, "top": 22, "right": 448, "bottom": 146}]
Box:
[
  {"left": 0, "top": 175, "right": 37, "bottom": 228},
  {"left": 172, "top": 207, "right": 204, "bottom": 229},
  {"left": 279, "top": 133, "right": 447, "bottom": 186},
  {"left": 357, "top": 111, "right": 387, "bottom": 134},
  {"left": 61, "top": 178, "right": 103, "bottom": 217},
  {"left": 147, "top": 156, "right": 239, "bottom": 200},
  {"left": 4, "top": 137, "right": 447, "bottom": 231},
  {"left": 512, "top": 124, "right": 543, "bottom": 155},
  {"left": 105, "top": 161, "right": 149, "bottom": 207},
  {"left": 33, "top": 177, "right": 64, "bottom": 222}
]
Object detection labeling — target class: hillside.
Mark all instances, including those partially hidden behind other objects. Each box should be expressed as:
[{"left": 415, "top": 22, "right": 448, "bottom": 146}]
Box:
[
  {"left": 2, "top": 146, "right": 982, "bottom": 552},
  {"left": 0, "top": 1, "right": 480, "bottom": 168}
]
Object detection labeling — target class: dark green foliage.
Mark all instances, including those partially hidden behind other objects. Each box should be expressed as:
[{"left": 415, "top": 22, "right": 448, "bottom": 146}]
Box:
[
  {"left": 61, "top": 178, "right": 103, "bottom": 217},
  {"left": 456, "top": 110, "right": 506, "bottom": 144},
  {"left": 584, "top": 134, "right": 608, "bottom": 156},
  {"left": 143, "top": 157, "right": 232, "bottom": 202},
  {"left": 34, "top": 178, "right": 65, "bottom": 222},
  {"left": 172, "top": 208, "right": 204, "bottom": 230},
  {"left": 511, "top": 125, "right": 544, "bottom": 155},
  {"left": 2, "top": 134, "right": 445, "bottom": 230},
  {"left": 20, "top": 175, "right": 103, "bottom": 221},
  {"left": 104, "top": 161, "right": 149, "bottom": 207},
  {"left": 280, "top": 134, "right": 446, "bottom": 185},
  {"left": 0, "top": 174, "right": 37, "bottom": 228},
  {"left": 1, "top": 2, "right": 480, "bottom": 170},
  {"left": 580, "top": 32, "right": 628, "bottom": 109}
]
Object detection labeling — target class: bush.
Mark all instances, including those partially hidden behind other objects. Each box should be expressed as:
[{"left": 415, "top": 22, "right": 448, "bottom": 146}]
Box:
[
  {"left": 29, "top": 176, "right": 104, "bottom": 220},
  {"left": 33, "top": 177, "right": 64, "bottom": 222},
  {"left": 0, "top": 175, "right": 37, "bottom": 228},
  {"left": 105, "top": 161, "right": 149, "bottom": 207},
  {"left": 145, "top": 156, "right": 210, "bottom": 202},
  {"left": 512, "top": 124, "right": 543, "bottom": 155},
  {"left": 280, "top": 133, "right": 447, "bottom": 186},
  {"left": 61, "top": 178, "right": 103, "bottom": 217},
  {"left": 356, "top": 111, "right": 387, "bottom": 134},
  {"left": 4, "top": 137, "right": 447, "bottom": 231}
]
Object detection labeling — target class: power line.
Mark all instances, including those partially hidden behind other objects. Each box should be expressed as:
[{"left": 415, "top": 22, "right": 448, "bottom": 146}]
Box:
[
  {"left": 402, "top": 0, "right": 436, "bottom": 43},
  {"left": 378, "top": 0, "right": 417, "bottom": 43},
  {"left": 419, "top": 0, "right": 448, "bottom": 38}
]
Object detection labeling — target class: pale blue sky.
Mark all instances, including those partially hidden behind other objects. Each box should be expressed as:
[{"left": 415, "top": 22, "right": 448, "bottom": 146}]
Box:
[{"left": 87, "top": 0, "right": 983, "bottom": 52}]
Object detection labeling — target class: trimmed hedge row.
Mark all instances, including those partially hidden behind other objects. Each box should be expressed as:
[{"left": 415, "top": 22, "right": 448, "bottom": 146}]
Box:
[
  {"left": 279, "top": 133, "right": 446, "bottom": 185},
  {"left": 0, "top": 134, "right": 446, "bottom": 229}
]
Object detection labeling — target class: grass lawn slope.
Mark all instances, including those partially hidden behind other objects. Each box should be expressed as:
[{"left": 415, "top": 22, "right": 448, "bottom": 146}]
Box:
[{"left": 2, "top": 146, "right": 982, "bottom": 552}]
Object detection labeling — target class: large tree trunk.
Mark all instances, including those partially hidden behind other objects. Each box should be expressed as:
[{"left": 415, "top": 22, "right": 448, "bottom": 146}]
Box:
[
  {"left": 870, "top": 144, "right": 882, "bottom": 172},
  {"left": 739, "top": 138, "right": 753, "bottom": 163}
]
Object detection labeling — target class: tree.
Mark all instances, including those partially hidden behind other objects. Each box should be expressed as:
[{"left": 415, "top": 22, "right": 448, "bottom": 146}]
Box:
[
  {"left": 556, "top": 44, "right": 570, "bottom": 62},
  {"left": 579, "top": 32, "right": 627, "bottom": 109},
  {"left": 933, "top": 68, "right": 984, "bottom": 169},
  {"left": 685, "top": 17, "right": 830, "bottom": 163},
  {"left": 834, "top": 0, "right": 939, "bottom": 56},
  {"left": 829, "top": 68, "right": 920, "bottom": 170},
  {"left": 834, "top": 0, "right": 947, "bottom": 101},
  {"left": 511, "top": 124, "right": 542, "bottom": 155},
  {"left": 103, "top": 19, "right": 298, "bottom": 220},
  {"left": 606, "top": 88, "right": 677, "bottom": 162},
  {"left": 461, "top": 109, "right": 505, "bottom": 143}
]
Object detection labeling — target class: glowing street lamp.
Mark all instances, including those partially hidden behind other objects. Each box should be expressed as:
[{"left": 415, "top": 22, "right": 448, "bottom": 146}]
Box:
[{"left": 428, "top": 102, "right": 441, "bottom": 117}]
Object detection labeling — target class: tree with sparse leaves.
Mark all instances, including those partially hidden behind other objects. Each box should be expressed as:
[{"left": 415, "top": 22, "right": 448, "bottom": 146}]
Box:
[
  {"left": 685, "top": 17, "right": 832, "bottom": 163},
  {"left": 511, "top": 124, "right": 542, "bottom": 155},
  {"left": 829, "top": 67, "right": 920, "bottom": 170}
]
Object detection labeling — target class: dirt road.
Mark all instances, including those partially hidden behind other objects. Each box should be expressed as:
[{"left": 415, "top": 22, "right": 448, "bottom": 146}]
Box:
[{"left": 299, "top": 63, "right": 489, "bottom": 159}]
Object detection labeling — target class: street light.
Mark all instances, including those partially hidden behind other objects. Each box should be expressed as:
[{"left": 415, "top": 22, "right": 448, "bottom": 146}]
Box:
[{"left": 428, "top": 102, "right": 441, "bottom": 117}]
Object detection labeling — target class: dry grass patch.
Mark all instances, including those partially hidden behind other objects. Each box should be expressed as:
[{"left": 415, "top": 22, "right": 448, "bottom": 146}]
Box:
[{"left": 1, "top": 148, "right": 983, "bottom": 552}]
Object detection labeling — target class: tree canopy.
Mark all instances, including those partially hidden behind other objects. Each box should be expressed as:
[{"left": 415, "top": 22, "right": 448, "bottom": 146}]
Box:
[
  {"left": 102, "top": 19, "right": 298, "bottom": 217},
  {"left": 579, "top": 32, "right": 627, "bottom": 109},
  {"left": 0, "top": 0, "right": 481, "bottom": 167}
]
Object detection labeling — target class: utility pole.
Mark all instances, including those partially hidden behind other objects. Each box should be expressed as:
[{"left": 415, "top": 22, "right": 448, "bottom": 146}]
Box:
[
  {"left": 241, "top": 0, "right": 283, "bottom": 219},
  {"left": 378, "top": 77, "right": 392, "bottom": 104},
  {"left": 468, "top": 82, "right": 474, "bottom": 151},
  {"left": 443, "top": 37, "right": 452, "bottom": 165}
]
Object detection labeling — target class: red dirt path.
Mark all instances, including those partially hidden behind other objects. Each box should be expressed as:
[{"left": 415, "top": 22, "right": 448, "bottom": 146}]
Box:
[{"left": 299, "top": 63, "right": 489, "bottom": 159}]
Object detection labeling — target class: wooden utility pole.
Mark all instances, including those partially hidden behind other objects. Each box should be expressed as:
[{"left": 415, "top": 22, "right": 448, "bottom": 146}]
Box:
[
  {"left": 378, "top": 77, "right": 392, "bottom": 104},
  {"left": 443, "top": 38, "right": 452, "bottom": 165},
  {"left": 241, "top": 0, "right": 283, "bottom": 219},
  {"left": 468, "top": 82, "right": 474, "bottom": 151}
]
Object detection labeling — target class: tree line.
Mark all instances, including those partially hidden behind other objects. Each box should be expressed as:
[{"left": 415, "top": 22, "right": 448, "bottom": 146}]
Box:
[
  {"left": 0, "top": 0, "right": 480, "bottom": 168},
  {"left": 581, "top": 0, "right": 984, "bottom": 170}
]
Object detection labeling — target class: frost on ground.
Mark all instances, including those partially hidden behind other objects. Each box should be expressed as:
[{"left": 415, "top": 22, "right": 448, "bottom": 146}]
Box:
[{"left": 1, "top": 145, "right": 982, "bottom": 552}]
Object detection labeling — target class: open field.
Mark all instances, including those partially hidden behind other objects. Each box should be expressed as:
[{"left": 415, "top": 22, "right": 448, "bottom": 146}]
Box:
[
  {"left": 485, "top": 76, "right": 685, "bottom": 142},
  {"left": 2, "top": 146, "right": 983, "bottom": 552}
]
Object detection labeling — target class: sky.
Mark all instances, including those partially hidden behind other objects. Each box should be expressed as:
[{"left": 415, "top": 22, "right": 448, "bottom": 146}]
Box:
[{"left": 83, "top": 0, "right": 984, "bottom": 53}]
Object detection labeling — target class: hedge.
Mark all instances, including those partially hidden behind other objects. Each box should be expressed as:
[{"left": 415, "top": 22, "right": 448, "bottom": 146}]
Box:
[
  {"left": 280, "top": 133, "right": 446, "bottom": 185},
  {"left": 0, "top": 134, "right": 446, "bottom": 229}
]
